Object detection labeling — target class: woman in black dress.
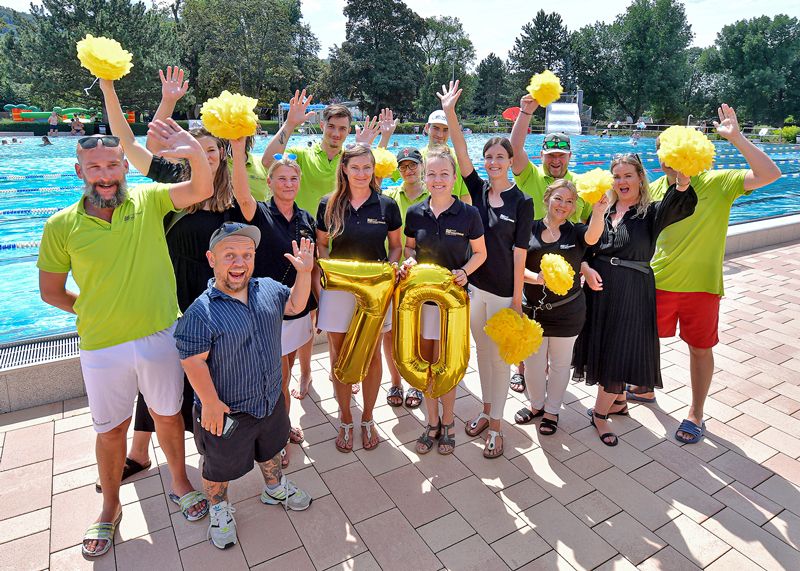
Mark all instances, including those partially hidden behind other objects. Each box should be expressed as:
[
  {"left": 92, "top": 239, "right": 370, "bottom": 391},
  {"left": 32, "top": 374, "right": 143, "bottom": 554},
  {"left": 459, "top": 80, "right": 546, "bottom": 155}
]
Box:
[{"left": 572, "top": 154, "right": 696, "bottom": 446}]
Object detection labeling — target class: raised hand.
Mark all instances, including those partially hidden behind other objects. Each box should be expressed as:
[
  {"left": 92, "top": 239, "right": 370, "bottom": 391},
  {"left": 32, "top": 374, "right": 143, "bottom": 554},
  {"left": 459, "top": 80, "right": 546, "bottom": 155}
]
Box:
[
  {"left": 675, "top": 171, "right": 691, "bottom": 190},
  {"left": 713, "top": 103, "right": 741, "bottom": 141},
  {"left": 379, "top": 108, "right": 398, "bottom": 136},
  {"left": 229, "top": 136, "right": 247, "bottom": 158},
  {"left": 285, "top": 237, "right": 315, "bottom": 273},
  {"left": 286, "top": 89, "right": 315, "bottom": 127},
  {"left": 592, "top": 194, "right": 610, "bottom": 214},
  {"left": 437, "top": 80, "right": 462, "bottom": 114},
  {"left": 519, "top": 94, "right": 539, "bottom": 115},
  {"left": 159, "top": 66, "right": 189, "bottom": 103},
  {"left": 148, "top": 118, "right": 203, "bottom": 160},
  {"left": 355, "top": 115, "right": 380, "bottom": 145}
]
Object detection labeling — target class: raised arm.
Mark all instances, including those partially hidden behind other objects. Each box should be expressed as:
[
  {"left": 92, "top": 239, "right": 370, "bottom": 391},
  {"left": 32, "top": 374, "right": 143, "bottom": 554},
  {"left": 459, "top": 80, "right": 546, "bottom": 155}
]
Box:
[
  {"left": 510, "top": 94, "right": 539, "bottom": 175},
  {"left": 584, "top": 195, "right": 609, "bottom": 246},
  {"left": 437, "top": 80, "right": 474, "bottom": 177},
  {"left": 714, "top": 104, "right": 781, "bottom": 191},
  {"left": 98, "top": 79, "right": 153, "bottom": 174},
  {"left": 230, "top": 137, "right": 256, "bottom": 221},
  {"left": 147, "top": 66, "right": 189, "bottom": 154},
  {"left": 148, "top": 119, "right": 213, "bottom": 209},
  {"left": 262, "top": 89, "right": 315, "bottom": 169},
  {"left": 283, "top": 238, "right": 314, "bottom": 316},
  {"left": 354, "top": 115, "right": 381, "bottom": 146},
  {"left": 377, "top": 108, "right": 398, "bottom": 148}
]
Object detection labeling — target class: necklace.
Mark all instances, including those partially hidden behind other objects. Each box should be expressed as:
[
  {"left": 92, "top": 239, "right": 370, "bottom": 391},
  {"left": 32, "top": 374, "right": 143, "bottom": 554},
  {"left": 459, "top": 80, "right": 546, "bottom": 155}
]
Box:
[{"left": 543, "top": 217, "right": 559, "bottom": 242}]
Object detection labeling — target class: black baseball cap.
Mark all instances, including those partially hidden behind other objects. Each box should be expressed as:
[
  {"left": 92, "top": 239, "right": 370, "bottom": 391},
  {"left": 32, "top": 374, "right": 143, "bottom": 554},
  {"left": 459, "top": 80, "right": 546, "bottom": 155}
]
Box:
[
  {"left": 396, "top": 147, "right": 422, "bottom": 164},
  {"left": 209, "top": 222, "right": 261, "bottom": 250},
  {"left": 542, "top": 133, "right": 571, "bottom": 154}
]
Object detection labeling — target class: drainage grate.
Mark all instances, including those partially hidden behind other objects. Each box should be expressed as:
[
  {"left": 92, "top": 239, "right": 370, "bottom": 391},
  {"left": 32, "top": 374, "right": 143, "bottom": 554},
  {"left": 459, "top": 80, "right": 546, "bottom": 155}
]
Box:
[{"left": 0, "top": 333, "right": 80, "bottom": 371}]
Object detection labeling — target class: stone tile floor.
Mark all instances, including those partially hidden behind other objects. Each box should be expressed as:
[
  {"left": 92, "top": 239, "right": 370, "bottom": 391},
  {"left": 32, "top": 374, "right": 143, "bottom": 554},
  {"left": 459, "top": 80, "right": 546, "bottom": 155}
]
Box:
[{"left": 1, "top": 241, "right": 800, "bottom": 570}]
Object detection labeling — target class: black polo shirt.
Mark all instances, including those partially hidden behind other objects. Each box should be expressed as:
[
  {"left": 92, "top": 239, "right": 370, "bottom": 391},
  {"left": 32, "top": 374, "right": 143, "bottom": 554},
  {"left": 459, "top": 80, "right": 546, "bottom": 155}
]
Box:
[
  {"left": 404, "top": 196, "right": 484, "bottom": 270},
  {"left": 316, "top": 191, "right": 402, "bottom": 261},
  {"left": 232, "top": 199, "right": 317, "bottom": 320},
  {"left": 463, "top": 170, "right": 534, "bottom": 297}
]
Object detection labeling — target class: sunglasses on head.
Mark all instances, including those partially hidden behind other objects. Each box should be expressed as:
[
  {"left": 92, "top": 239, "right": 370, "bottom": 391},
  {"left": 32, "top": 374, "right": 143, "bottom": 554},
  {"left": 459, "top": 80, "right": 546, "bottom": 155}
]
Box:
[
  {"left": 78, "top": 136, "right": 120, "bottom": 149},
  {"left": 613, "top": 152, "right": 642, "bottom": 164},
  {"left": 273, "top": 153, "right": 297, "bottom": 161},
  {"left": 543, "top": 140, "right": 570, "bottom": 150}
]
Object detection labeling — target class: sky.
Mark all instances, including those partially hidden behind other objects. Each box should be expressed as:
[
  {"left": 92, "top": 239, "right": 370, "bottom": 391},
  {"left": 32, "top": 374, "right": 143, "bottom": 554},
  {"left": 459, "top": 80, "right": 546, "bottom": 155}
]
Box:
[{"left": 3, "top": 0, "right": 799, "bottom": 64}]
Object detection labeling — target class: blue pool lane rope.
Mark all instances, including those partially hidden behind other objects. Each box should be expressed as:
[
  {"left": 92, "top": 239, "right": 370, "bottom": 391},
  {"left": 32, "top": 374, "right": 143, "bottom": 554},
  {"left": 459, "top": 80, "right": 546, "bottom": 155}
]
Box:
[{"left": 0, "top": 240, "right": 40, "bottom": 250}]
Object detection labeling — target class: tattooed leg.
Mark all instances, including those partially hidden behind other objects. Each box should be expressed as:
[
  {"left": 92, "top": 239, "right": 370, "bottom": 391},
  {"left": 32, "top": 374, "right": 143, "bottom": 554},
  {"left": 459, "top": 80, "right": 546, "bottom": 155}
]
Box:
[
  {"left": 257, "top": 453, "right": 284, "bottom": 486},
  {"left": 202, "top": 479, "right": 230, "bottom": 506}
]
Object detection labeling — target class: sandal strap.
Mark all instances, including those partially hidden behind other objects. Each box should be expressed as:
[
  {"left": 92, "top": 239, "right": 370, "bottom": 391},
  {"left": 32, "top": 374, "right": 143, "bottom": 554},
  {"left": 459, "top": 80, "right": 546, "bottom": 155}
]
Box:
[
  {"left": 340, "top": 422, "right": 354, "bottom": 443},
  {"left": 388, "top": 385, "right": 403, "bottom": 397},
  {"left": 485, "top": 430, "right": 502, "bottom": 450},
  {"left": 677, "top": 419, "right": 703, "bottom": 437},
  {"left": 176, "top": 490, "right": 206, "bottom": 512},
  {"left": 468, "top": 412, "right": 490, "bottom": 429},
  {"left": 84, "top": 521, "right": 117, "bottom": 541},
  {"left": 361, "top": 419, "right": 375, "bottom": 440},
  {"left": 593, "top": 410, "right": 611, "bottom": 420}
]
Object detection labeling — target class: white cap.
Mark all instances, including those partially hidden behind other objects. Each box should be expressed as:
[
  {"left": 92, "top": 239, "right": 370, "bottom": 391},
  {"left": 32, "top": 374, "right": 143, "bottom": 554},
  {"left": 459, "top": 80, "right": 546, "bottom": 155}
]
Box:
[{"left": 427, "top": 110, "right": 447, "bottom": 126}]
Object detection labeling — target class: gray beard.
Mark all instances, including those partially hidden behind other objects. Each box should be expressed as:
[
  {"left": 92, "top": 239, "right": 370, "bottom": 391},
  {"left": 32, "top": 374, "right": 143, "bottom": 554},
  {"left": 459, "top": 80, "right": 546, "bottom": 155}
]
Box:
[{"left": 84, "top": 179, "right": 128, "bottom": 209}]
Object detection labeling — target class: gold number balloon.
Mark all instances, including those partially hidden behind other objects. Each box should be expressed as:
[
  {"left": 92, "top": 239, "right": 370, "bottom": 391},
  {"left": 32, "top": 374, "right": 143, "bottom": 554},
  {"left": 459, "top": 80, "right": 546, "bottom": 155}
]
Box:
[
  {"left": 318, "top": 259, "right": 395, "bottom": 384},
  {"left": 393, "top": 264, "right": 470, "bottom": 399}
]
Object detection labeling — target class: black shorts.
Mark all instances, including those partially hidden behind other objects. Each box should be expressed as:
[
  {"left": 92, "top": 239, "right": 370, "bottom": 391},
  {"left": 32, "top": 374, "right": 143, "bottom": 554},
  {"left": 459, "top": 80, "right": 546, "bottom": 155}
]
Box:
[
  {"left": 193, "top": 394, "right": 290, "bottom": 483},
  {"left": 133, "top": 375, "right": 195, "bottom": 433}
]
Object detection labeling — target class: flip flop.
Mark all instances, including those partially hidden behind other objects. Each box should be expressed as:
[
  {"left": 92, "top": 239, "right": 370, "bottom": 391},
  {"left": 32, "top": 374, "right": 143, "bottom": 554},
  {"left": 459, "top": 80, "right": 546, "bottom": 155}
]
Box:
[
  {"left": 168, "top": 490, "right": 209, "bottom": 522},
  {"left": 82, "top": 511, "right": 122, "bottom": 557},
  {"left": 96, "top": 458, "right": 152, "bottom": 492},
  {"left": 386, "top": 385, "right": 404, "bottom": 407},
  {"left": 675, "top": 419, "right": 706, "bottom": 444}
]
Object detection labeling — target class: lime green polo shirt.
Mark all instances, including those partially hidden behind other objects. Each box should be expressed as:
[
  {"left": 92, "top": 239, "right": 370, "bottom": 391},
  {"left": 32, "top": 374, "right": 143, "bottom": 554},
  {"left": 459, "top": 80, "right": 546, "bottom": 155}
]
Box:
[
  {"left": 514, "top": 161, "right": 591, "bottom": 222},
  {"left": 384, "top": 184, "right": 429, "bottom": 246},
  {"left": 286, "top": 142, "right": 340, "bottom": 214},
  {"left": 37, "top": 184, "right": 180, "bottom": 350},
  {"left": 227, "top": 152, "right": 269, "bottom": 201},
  {"left": 419, "top": 146, "right": 470, "bottom": 199},
  {"left": 650, "top": 169, "right": 748, "bottom": 296}
]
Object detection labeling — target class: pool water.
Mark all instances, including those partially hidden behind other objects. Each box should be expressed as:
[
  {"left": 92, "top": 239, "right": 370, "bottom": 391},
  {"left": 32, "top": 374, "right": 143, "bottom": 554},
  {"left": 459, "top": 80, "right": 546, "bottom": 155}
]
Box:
[{"left": 1, "top": 133, "right": 798, "bottom": 344}]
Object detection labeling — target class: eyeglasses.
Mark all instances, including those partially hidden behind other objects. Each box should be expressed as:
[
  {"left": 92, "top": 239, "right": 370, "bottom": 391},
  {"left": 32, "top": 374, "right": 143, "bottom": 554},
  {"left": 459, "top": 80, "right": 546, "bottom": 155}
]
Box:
[
  {"left": 77, "top": 136, "right": 120, "bottom": 149},
  {"left": 398, "top": 162, "right": 419, "bottom": 171},
  {"left": 273, "top": 153, "right": 297, "bottom": 161},
  {"left": 613, "top": 152, "right": 642, "bottom": 164},
  {"left": 543, "top": 140, "right": 570, "bottom": 150}
]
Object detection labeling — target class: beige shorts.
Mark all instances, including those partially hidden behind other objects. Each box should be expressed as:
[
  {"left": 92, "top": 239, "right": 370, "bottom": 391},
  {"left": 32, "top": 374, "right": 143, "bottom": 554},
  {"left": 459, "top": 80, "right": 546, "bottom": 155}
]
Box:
[
  {"left": 421, "top": 303, "right": 441, "bottom": 340},
  {"left": 281, "top": 313, "right": 314, "bottom": 356},
  {"left": 80, "top": 323, "right": 184, "bottom": 433},
  {"left": 317, "top": 289, "right": 392, "bottom": 334}
]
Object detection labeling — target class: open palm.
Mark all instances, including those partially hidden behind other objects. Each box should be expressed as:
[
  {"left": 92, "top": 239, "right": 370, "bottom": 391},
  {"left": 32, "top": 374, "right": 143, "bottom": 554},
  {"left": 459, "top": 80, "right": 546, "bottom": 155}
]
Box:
[
  {"left": 437, "top": 80, "right": 462, "bottom": 113},
  {"left": 713, "top": 103, "right": 740, "bottom": 140}
]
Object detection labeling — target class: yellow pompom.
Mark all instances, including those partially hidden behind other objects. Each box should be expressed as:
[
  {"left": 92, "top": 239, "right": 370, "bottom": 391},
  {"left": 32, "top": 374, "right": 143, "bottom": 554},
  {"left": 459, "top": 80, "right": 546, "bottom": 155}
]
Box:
[
  {"left": 372, "top": 147, "right": 398, "bottom": 179},
  {"left": 484, "top": 308, "right": 544, "bottom": 364},
  {"left": 575, "top": 168, "right": 613, "bottom": 205},
  {"left": 540, "top": 253, "right": 575, "bottom": 296},
  {"left": 656, "top": 125, "right": 715, "bottom": 177},
  {"left": 526, "top": 70, "right": 563, "bottom": 108},
  {"left": 76, "top": 34, "right": 133, "bottom": 80},
  {"left": 200, "top": 91, "right": 259, "bottom": 140}
]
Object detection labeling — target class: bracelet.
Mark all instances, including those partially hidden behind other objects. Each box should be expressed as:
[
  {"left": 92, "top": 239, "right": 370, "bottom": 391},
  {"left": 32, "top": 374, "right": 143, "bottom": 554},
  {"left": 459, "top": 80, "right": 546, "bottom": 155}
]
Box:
[
  {"left": 457, "top": 268, "right": 467, "bottom": 276},
  {"left": 519, "top": 110, "right": 532, "bottom": 116}
]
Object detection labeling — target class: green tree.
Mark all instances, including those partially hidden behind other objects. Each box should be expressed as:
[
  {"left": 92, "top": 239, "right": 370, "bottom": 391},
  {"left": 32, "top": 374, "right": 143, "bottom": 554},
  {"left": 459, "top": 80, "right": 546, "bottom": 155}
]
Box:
[
  {"left": 507, "top": 10, "right": 573, "bottom": 98},
  {"left": 414, "top": 16, "right": 475, "bottom": 116},
  {"left": 471, "top": 53, "right": 507, "bottom": 116}
]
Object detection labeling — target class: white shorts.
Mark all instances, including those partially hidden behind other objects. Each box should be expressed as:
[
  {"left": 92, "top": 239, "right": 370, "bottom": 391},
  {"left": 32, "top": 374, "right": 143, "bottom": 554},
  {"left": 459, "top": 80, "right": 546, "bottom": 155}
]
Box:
[
  {"left": 80, "top": 323, "right": 184, "bottom": 433},
  {"left": 421, "top": 303, "right": 441, "bottom": 340},
  {"left": 281, "top": 313, "right": 314, "bottom": 356},
  {"left": 317, "top": 288, "right": 392, "bottom": 334}
]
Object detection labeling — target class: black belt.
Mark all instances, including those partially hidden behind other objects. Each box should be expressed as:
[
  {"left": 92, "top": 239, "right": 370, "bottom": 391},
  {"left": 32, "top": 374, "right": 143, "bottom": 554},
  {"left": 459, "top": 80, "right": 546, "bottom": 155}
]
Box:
[
  {"left": 529, "top": 289, "right": 582, "bottom": 312},
  {"left": 596, "top": 255, "right": 651, "bottom": 275}
]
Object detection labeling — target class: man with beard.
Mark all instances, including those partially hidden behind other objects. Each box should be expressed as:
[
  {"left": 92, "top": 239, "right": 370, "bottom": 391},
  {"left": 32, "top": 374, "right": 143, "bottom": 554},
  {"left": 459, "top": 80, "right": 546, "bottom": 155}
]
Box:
[
  {"left": 37, "top": 125, "right": 213, "bottom": 558},
  {"left": 175, "top": 223, "right": 314, "bottom": 549}
]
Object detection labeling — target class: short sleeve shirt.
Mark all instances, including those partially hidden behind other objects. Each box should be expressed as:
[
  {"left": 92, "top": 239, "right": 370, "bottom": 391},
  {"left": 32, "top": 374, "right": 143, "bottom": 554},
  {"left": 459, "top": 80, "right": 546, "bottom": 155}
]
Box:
[
  {"left": 514, "top": 161, "right": 591, "bottom": 222},
  {"left": 650, "top": 169, "right": 748, "bottom": 295},
  {"left": 37, "top": 184, "right": 179, "bottom": 350},
  {"left": 287, "top": 142, "right": 341, "bottom": 214},
  {"left": 404, "top": 197, "right": 484, "bottom": 270},
  {"left": 316, "top": 191, "right": 402, "bottom": 261},
  {"left": 463, "top": 171, "right": 534, "bottom": 297},
  {"left": 227, "top": 152, "right": 269, "bottom": 201}
]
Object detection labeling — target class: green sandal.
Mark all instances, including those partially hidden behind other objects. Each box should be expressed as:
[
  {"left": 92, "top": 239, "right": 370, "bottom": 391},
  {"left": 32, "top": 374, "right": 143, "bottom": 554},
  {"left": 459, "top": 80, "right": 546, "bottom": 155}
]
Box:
[
  {"left": 169, "top": 490, "right": 209, "bottom": 522},
  {"left": 82, "top": 511, "right": 122, "bottom": 557}
]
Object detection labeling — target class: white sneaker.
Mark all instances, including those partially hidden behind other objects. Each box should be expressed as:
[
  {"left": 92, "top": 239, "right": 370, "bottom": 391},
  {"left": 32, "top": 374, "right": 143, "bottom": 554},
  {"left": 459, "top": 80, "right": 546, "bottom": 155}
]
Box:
[
  {"left": 207, "top": 501, "right": 237, "bottom": 549},
  {"left": 260, "top": 476, "right": 312, "bottom": 511}
]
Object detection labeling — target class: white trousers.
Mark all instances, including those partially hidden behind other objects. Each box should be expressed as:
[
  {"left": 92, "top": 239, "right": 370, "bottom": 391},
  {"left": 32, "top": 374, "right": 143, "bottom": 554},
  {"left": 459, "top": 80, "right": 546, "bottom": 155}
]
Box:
[
  {"left": 523, "top": 335, "right": 578, "bottom": 415},
  {"left": 469, "top": 285, "right": 512, "bottom": 420}
]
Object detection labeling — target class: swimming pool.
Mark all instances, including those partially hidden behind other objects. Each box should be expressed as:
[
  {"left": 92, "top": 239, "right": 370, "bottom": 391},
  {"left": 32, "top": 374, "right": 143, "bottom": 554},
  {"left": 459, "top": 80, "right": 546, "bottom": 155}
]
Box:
[{"left": 1, "top": 133, "right": 798, "bottom": 344}]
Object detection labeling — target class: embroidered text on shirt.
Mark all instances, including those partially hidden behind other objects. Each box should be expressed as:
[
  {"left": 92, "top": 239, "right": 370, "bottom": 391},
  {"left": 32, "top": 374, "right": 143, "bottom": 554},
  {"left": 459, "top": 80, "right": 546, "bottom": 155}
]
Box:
[
  {"left": 560, "top": 244, "right": 576, "bottom": 249},
  {"left": 499, "top": 214, "right": 516, "bottom": 223},
  {"left": 445, "top": 228, "right": 465, "bottom": 237},
  {"left": 366, "top": 218, "right": 386, "bottom": 225}
]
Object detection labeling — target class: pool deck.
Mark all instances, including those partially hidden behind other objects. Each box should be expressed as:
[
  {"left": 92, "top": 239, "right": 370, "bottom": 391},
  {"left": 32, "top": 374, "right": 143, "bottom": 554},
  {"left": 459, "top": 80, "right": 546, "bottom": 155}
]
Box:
[{"left": 1, "top": 240, "right": 800, "bottom": 570}]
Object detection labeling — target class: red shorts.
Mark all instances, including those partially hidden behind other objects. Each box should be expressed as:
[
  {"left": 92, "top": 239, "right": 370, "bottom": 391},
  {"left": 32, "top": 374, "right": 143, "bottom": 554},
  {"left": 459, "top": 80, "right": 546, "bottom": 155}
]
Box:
[{"left": 656, "top": 290, "right": 721, "bottom": 349}]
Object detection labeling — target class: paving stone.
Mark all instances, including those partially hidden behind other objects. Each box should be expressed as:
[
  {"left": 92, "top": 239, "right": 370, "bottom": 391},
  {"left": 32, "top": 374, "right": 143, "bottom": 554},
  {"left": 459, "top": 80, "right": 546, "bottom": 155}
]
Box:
[
  {"left": 320, "top": 461, "right": 393, "bottom": 523},
  {"left": 761, "top": 508, "right": 800, "bottom": 551},
  {"left": 49, "top": 543, "right": 117, "bottom": 570},
  {"left": 566, "top": 490, "right": 621, "bottom": 527},
  {"left": 754, "top": 426, "right": 800, "bottom": 459},
  {"left": 355, "top": 508, "right": 440, "bottom": 571},
  {"left": 763, "top": 452, "right": 800, "bottom": 486},
  {"left": 440, "top": 475, "right": 526, "bottom": 543},
  {"left": 704, "top": 549, "right": 764, "bottom": 571},
  {"left": 517, "top": 550, "right": 579, "bottom": 570},
  {"left": 491, "top": 526, "right": 551, "bottom": 570},
  {"left": 0, "top": 460, "right": 52, "bottom": 522},
  {"left": 563, "top": 450, "right": 613, "bottom": 479},
  {"left": 638, "top": 546, "right": 701, "bottom": 571},
  {"left": 656, "top": 479, "right": 725, "bottom": 523},
  {"left": 0, "top": 529, "right": 49, "bottom": 571},
  {"left": 588, "top": 467, "right": 680, "bottom": 531},
  {"left": 629, "top": 460, "right": 680, "bottom": 492},
  {"left": 645, "top": 441, "right": 732, "bottom": 495},
  {"left": 117, "top": 527, "right": 182, "bottom": 571},
  {"left": 437, "top": 534, "right": 510, "bottom": 571},
  {"left": 710, "top": 449, "right": 773, "bottom": 487},
  {"left": 595, "top": 511, "right": 666, "bottom": 565},
  {"left": 250, "top": 547, "right": 315, "bottom": 571},
  {"left": 416, "top": 511, "right": 475, "bottom": 553},
  {"left": 398, "top": 441, "right": 472, "bottom": 490},
  {"left": 179, "top": 535, "right": 249, "bottom": 571},
  {"left": 0, "top": 423, "right": 53, "bottom": 471},
  {"left": 655, "top": 514, "right": 730, "bottom": 568},
  {"left": 511, "top": 447, "right": 594, "bottom": 505},
  {"left": 452, "top": 439, "right": 527, "bottom": 491},
  {"left": 712, "top": 480, "right": 782, "bottom": 526},
  {"left": 496, "top": 477, "right": 551, "bottom": 514},
  {"left": 375, "top": 464, "right": 452, "bottom": 527}
]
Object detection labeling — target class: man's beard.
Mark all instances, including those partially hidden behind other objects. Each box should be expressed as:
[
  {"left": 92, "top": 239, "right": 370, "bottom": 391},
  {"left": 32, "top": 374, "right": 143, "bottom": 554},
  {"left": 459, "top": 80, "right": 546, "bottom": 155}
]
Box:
[
  {"left": 84, "top": 179, "right": 128, "bottom": 208},
  {"left": 220, "top": 276, "right": 249, "bottom": 293}
]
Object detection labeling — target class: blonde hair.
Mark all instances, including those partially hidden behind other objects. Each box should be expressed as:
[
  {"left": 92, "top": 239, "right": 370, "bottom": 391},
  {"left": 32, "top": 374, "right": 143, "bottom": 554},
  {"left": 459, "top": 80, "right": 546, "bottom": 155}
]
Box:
[
  {"left": 267, "top": 157, "right": 302, "bottom": 179},
  {"left": 543, "top": 179, "right": 578, "bottom": 204},
  {"left": 184, "top": 128, "right": 232, "bottom": 214},
  {"left": 609, "top": 154, "right": 651, "bottom": 218},
  {"left": 423, "top": 145, "right": 456, "bottom": 176},
  {"left": 324, "top": 144, "right": 380, "bottom": 240}
]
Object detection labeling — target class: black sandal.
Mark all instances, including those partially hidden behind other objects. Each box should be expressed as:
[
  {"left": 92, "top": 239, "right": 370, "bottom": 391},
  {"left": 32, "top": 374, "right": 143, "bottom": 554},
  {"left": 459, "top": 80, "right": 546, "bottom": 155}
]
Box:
[
  {"left": 437, "top": 421, "right": 456, "bottom": 455},
  {"left": 509, "top": 373, "right": 526, "bottom": 393},
  {"left": 514, "top": 407, "right": 544, "bottom": 425},
  {"left": 416, "top": 419, "right": 441, "bottom": 455},
  {"left": 590, "top": 411, "right": 618, "bottom": 447},
  {"left": 539, "top": 414, "right": 559, "bottom": 435},
  {"left": 386, "top": 385, "right": 404, "bottom": 407},
  {"left": 586, "top": 398, "right": 629, "bottom": 418}
]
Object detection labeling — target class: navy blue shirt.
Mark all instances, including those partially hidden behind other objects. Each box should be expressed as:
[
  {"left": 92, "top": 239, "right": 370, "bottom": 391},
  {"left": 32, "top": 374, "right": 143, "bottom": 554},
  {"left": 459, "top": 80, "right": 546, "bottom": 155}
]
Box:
[
  {"left": 174, "top": 278, "right": 290, "bottom": 418},
  {"left": 316, "top": 190, "right": 402, "bottom": 261},
  {"left": 404, "top": 196, "right": 484, "bottom": 270},
  {"left": 232, "top": 199, "right": 317, "bottom": 320},
  {"left": 463, "top": 170, "right": 534, "bottom": 297}
]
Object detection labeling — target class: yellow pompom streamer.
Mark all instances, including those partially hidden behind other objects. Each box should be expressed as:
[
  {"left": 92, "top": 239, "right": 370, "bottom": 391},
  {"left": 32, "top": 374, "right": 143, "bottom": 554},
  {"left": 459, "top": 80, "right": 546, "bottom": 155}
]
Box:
[
  {"left": 372, "top": 147, "right": 398, "bottom": 179},
  {"left": 540, "top": 253, "right": 574, "bottom": 296},
  {"left": 76, "top": 35, "right": 133, "bottom": 80},
  {"left": 200, "top": 91, "right": 259, "bottom": 140},
  {"left": 575, "top": 168, "right": 613, "bottom": 205},
  {"left": 656, "top": 125, "right": 715, "bottom": 177},
  {"left": 526, "top": 70, "right": 563, "bottom": 108},
  {"left": 484, "top": 308, "right": 544, "bottom": 365}
]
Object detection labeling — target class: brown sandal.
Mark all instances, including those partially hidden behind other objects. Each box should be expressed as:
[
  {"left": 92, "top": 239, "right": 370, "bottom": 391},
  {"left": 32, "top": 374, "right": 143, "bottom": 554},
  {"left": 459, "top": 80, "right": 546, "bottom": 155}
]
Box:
[
  {"left": 465, "top": 412, "right": 490, "bottom": 437},
  {"left": 483, "top": 430, "right": 504, "bottom": 458}
]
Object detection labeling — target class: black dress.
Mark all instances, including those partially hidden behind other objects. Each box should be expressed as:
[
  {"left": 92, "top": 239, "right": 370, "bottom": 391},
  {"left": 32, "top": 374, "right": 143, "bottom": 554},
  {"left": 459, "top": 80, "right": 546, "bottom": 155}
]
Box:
[{"left": 572, "top": 184, "right": 697, "bottom": 394}]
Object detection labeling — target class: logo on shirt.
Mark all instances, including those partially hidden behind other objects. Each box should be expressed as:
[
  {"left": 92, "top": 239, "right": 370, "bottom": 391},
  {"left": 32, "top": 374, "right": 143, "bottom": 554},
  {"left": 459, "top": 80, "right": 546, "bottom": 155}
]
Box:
[
  {"left": 123, "top": 212, "right": 138, "bottom": 222},
  {"left": 499, "top": 214, "right": 515, "bottom": 223},
  {"left": 367, "top": 218, "right": 386, "bottom": 225},
  {"left": 560, "top": 244, "right": 575, "bottom": 250},
  {"left": 445, "top": 228, "right": 465, "bottom": 237}
]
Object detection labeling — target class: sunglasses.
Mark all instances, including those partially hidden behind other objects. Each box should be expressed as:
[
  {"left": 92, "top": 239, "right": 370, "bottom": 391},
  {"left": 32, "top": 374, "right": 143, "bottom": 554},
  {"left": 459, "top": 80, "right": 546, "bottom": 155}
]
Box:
[
  {"left": 613, "top": 152, "right": 642, "bottom": 164},
  {"left": 273, "top": 153, "right": 297, "bottom": 161},
  {"left": 78, "top": 136, "right": 120, "bottom": 149},
  {"left": 543, "top": 140, "right": 570, "bottom": 150}
]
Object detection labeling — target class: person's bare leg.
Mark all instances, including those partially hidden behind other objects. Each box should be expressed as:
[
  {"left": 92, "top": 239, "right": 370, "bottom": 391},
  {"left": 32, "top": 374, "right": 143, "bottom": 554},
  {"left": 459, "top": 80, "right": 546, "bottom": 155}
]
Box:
[
  {"left": 328, "top": 333, "right": 354, "bottom": 450},
  {"left": 257, "top": 453, "right": 283, "bottom": 486},
  {"left": 281, "top": 354, "right": 293, "bottom": 465},
  {"left": 677, "top": 345, "right": 714, "bottom": 440},
  {"left": 151, "top": 409, "right": 200, "bottom": 516},
  {"left": 128, "top": 430, "right": 151, "bottom": 466},
  {"left": 203, "top": 479, "right": 229, "bottom": 507},
  {"left": 85, "top": 418, "right": 129, "bottom": 554},
  {"left": 360, "top": 344, "right": 383, "bottom": 449},
  {"left": 592, "top": 388, "right": 620, "bottom": 445},
  {"left": 291, "top": 332, "right": 314, "bottom": 400}
]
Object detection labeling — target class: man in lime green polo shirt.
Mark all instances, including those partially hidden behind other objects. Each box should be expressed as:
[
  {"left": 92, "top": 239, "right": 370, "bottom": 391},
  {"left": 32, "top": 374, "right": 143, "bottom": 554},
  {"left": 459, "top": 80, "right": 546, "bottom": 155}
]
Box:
[
  {"left": 629, "top": 104, "right": 780, "bottom": 445},
  {"left": 37, "top": 129, "right": 213, "bottom": 557},
  {"left": 226, "top": 136, "right": 269, "bottom": 201},
  {"left": 420, "top": 110, "right": 471, "bottom": 204}
]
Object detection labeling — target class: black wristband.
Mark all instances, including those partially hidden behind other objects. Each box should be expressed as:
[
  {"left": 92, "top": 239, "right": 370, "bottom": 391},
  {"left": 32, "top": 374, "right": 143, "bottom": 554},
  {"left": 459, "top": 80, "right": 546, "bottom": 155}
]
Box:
[{"left": 519, "top": 110, "right": 532, "bottom": 116}]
